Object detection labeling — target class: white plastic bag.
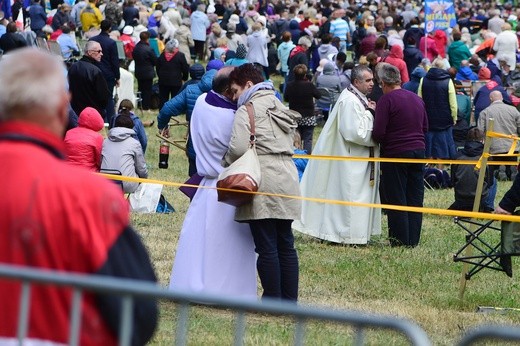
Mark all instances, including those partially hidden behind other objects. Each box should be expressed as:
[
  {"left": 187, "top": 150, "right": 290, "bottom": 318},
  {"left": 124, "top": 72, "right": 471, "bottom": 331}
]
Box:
[{"left": 129, "top": 183, "right": 163, "bottom": 213}]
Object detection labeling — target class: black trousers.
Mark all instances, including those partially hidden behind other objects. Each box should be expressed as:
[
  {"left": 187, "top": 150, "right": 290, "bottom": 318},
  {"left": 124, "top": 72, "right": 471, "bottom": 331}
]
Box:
[
  {"left": 137, "top": 78, "right": 153, "bottom": 110},
  {"left": 380, "top": 149, "right": 425, "bottom": 247},
  {"left": 248, "top": 219, "right": 299, "bottom": 301},
  {"left": 193, "top": 40, "right": 205, "bottom": 61},
  {"left": 159, "top": 85, "right": 181, "bottom": 109}
]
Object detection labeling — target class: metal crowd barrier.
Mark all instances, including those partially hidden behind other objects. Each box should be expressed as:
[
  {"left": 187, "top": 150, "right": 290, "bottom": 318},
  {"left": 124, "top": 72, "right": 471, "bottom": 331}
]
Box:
[
  {"left": 0, "top": 264, "right": 431, "bottom": 346},
  {"left": 457, "top": 325, "right": 520, "bottom": 345}
]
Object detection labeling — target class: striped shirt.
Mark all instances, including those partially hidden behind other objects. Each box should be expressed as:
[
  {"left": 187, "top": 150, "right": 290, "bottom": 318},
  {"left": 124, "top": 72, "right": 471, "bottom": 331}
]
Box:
[{"left": 330, "top": 18, "right": 349, "bottom": 41}]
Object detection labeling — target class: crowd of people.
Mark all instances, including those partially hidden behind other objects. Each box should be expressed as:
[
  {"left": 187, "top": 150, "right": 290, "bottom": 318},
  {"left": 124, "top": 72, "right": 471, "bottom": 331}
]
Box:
[{"left": 4, "top": 0, "right": 520, "bottom": 342}]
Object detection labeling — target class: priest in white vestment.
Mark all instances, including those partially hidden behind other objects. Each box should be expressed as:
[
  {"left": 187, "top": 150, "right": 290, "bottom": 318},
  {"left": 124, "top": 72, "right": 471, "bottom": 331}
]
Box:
[
  {"left": 293, "top": 65, "right": 381, "bottom": 244},
  {"left": 169, "top": 67, "right": 257, "bottom": 298}
]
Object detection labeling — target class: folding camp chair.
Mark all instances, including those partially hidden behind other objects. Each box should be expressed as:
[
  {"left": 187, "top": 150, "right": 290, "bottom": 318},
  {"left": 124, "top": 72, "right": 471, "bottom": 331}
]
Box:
[
  {"left": 99, "top": 168, "right": 124, "bottom": 192},
  {"left": 453, "top": 217, "right": 515, "bottom": 279}
]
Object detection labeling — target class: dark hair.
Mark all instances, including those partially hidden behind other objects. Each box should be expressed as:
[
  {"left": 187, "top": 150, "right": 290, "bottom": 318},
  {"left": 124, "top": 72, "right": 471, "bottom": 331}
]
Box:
[
  {"left": 115, "top": 114, "right": 134, "bottom": 129},
  {"left": 228, "top": 63, "right": 264, "bottom": 88},
  {"left": 140, "top": 31, "right": 150, "bottom": 41},
  {"left": 375, "top": 36, "right": 387, "bottom": 49},
  {"left": 282, "top": 31, "right": 292, "bottom": 42},
  {"left": 118, "top": 99, "right": 134, "bottom": 116},
  {"left": 466, "top": 127, "right": 483, "bottom": 141},
  {"left": 321, "top": 33, "right": 333, "bottom": 44},
  {"left": 293, "top": 64, "right": 308, "bottom": 80},
  {"left": 336, "top": 51, "right": 346, "bottom": 63},
  {"left": 100, "top": 19, "right": 112, "bottom": 32},
  {"left": 452, "top": 31, "right": 462, "bottom": 41},
  {"left": 6, "top": 22, "right": 17, "bottom": 33}
]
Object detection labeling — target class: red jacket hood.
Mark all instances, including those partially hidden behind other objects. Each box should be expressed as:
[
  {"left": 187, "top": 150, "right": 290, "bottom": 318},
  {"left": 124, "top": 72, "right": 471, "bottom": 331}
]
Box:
[
  {"left": 389, "top": 44, "right": 403, "bottom": 59},
  {"left": 78, "top": 107, "right": 105, "bottom": 131}
]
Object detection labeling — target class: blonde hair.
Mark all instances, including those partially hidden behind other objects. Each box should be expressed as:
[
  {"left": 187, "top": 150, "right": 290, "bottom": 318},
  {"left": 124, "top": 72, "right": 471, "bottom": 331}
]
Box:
[{"left": 293, "top": 129, "right": 302, "bottom": 149}]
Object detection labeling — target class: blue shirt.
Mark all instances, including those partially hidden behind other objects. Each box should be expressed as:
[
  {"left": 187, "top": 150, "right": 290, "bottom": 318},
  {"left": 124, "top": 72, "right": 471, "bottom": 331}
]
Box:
[
  {"left": 57, "top": 33, "right": 79, "bottom": 58},
  {"left": 330, "top": 18, "right": 349, "bottom": 41}
]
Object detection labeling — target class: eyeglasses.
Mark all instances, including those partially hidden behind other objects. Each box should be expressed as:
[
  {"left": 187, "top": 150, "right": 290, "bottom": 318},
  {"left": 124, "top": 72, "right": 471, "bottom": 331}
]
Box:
[{"left": 89, "top": 50, "right": 102, "bottom": 54}]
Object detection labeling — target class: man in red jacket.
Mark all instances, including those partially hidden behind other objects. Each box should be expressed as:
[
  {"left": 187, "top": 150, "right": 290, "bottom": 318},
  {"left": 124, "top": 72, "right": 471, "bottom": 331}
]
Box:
[{"left": 0, "top": 48, "right": 158, "bottom": 346}]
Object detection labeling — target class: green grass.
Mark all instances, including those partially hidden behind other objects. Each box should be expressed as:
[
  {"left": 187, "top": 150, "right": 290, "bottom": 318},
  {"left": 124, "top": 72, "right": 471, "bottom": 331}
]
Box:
[{"left": 131, "top": 107, "right": 520, "bottom": 345}]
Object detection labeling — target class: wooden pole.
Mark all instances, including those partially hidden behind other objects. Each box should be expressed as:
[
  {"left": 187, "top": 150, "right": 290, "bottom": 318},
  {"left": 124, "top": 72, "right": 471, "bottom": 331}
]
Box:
[{"left": 458, "top": 119, "right": 494, "bottom": 300}]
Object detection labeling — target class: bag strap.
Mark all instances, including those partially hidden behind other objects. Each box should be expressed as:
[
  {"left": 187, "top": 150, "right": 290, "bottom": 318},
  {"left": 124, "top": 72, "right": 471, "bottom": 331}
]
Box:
[{"left": 245, "top": 102, "right": 256, "bottom": 146}]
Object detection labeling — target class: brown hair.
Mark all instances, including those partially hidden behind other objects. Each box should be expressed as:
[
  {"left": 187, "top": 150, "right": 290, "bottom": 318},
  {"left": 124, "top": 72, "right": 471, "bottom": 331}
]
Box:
[{"left": 228, "top": 63, "right": 265, "bottom": 88}]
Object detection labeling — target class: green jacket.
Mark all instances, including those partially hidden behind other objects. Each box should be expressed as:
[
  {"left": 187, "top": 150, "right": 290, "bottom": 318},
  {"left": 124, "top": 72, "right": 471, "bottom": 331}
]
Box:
[{"left": 448, "top": 41, "right": 471, "bottom": 70}]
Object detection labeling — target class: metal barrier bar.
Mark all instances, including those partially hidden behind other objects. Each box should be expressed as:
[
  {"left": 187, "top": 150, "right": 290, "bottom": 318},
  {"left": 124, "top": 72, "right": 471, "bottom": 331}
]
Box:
[
  {"left": 17, "top": 281, "right": 31, "bottom": 343},
  {"left": 457, "top": 325, "right": 520, "bottom": 345},
  {"left": 233, "top": 310, "right": 246, "bottom": 346},
  {"left": 119, "top": 295, "right": 134, "bottom": 346},
  {"left": 0, "top": 264, "right": 430, "bottom": 345},
  {"left": 69, "top": 288, "right": 82, "bottom": 346}
]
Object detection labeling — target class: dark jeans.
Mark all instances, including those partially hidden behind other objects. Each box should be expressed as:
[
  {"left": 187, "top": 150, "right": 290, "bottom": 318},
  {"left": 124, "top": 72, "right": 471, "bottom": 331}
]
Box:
[
  {"left": 298, "top": 125, "right": 314, "bottom": 154},
  {"left": 380, "top": 149, "right": 425, "bottom": 247},
  {"left": 248, "top": 219, "right": 299, "bottom": 301},
  {"left": 137, "top": 78, "right": 153, "bottom": 110},
  {"left": 159, "top": 84, "right": 181, "bottom": 109},
  {"left": 105, "top": 77, "right": 116, "bottom": 126},
  {"left": 194, "top": 40, "right": 205, "bottom": 61},
  {"left": 490, "top": 154, "right": 518, "bottom": 181}
]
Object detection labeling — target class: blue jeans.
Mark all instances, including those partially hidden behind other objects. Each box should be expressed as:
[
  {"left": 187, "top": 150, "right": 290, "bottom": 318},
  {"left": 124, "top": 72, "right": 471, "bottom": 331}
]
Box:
[
  {"left": 380, "top": 150, "right": 425, "bottom": 247},
  {"left": 248, "top": 219, "right": 299, "bottom": 301}
]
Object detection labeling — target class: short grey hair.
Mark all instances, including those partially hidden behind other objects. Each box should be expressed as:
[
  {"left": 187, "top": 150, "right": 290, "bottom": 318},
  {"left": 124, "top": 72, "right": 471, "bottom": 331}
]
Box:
[
  {"left": 84, "top": 40, "right": 99, "bottom": 53},
  {"left": 377, "top": 63, "right": 401, "bottom": 86},
  {"left": 351, "top": 64, "right": 372, "bottom": 84},
  {"left": 0, "top": 48, "right": 66, "bottom": 120}
]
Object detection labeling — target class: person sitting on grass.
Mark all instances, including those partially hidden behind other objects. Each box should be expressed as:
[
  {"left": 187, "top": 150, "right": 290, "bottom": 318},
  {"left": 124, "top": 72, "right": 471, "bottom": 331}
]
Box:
[
  {"left": 112, "top": 99, "right": 148, "bottom": 153},
  {"left": 449, "top": 128, "right": 494, "bottom": 212}
]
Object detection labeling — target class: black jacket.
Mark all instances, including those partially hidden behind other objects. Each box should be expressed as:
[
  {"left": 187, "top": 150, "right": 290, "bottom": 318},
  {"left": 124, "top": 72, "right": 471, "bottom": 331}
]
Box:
[
  {"left": 156, "top": 51, "right": 189, "bottom": 87},
  {"left": 68, "top": 55, "right": 110, "bottom": 115},
  {"left": 421, "top": 68, "right": 453, "bottom": 131},
  {"left": 449, "top": 141, "right": 492, "bottom": 212},
  {"left": 90, "top": 32, "right": 120, "bottom": 81},
  {"left": 132, "top": 41, "right": 157, "bottom": 80},
  {"left": 499, "top": 172, "right": 520, "bottom": 213}
]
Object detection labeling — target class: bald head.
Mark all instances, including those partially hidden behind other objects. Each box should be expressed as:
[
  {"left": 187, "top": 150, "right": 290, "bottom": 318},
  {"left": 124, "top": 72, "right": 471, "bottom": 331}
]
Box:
[
  {"left": 212, "top": 66, "right": 235, "bottom": 95},
  {"left": 490, "top": 90, "right": 503, "bottom": 102},
  {"left": 0, "top": 48, "right": 69, "bottom": 135}
]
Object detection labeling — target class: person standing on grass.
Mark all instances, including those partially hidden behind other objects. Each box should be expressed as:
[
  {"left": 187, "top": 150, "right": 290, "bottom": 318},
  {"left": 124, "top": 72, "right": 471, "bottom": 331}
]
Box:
[
  {"left": 170, "top": 66, "right": 257, "bottom": 299},
  {"left": 132, "top": 30, "right": 157, "bottom": 111},
  {"left": 373, "top": 64, "right": 428, "bottom": 247},
  {"left": 284, "top": 63, "right": 321, "bottom": 154},
  {"left": 156, "top": 38, "right": 189, "bottom": 109},
  {"left": 293, "top": 65, "right": 381, "bottom": 245},
  {"left": 68, "top": 40, "right": 110, "bottom": 116},
  {"left": 225, "top": 63, "right": 301, "bottom": 301},
  {"left": 90, "top": 19, "right": 121, "bottom": 126},
  {"left": 0, "top": 48, "right": 157, "bottom": 345}
]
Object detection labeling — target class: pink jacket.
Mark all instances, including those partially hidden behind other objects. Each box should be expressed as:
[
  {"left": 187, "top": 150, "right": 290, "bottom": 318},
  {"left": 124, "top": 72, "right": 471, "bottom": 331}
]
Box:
[{"left": 64, "top": 107, "right": 104, "bottom": 171}]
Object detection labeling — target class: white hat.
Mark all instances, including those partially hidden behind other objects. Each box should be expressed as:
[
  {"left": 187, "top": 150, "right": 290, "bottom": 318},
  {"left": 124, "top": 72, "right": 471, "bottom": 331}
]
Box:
[
  {"left": 229, "top": 14, "right": 240, "bottom": 25},
  {"left": 257, "top": 15, "right": 266, "bottom": 26},
  {"left": 123, "top": 25, "right": 133, "bottom": 35},
  {"left": 316, "top": 58, "right": 329, "bottom": 72}
]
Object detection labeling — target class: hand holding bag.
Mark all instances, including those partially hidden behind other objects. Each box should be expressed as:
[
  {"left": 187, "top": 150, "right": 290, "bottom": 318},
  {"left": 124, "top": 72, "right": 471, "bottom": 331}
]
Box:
[{"left": 217, "top": 102, "right": 262, "bottom": 207}]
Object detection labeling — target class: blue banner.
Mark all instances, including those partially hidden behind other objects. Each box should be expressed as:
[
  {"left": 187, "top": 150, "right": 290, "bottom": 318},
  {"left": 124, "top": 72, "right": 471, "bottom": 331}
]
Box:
[{"left": 424, "top": 0, "right": 457, "bottom": 33}]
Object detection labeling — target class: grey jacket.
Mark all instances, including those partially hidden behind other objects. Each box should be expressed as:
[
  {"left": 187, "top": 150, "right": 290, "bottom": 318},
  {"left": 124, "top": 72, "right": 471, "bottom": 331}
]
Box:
[
  {"left": 478, "top": 101, "right": 520, "bottom": 154},
  {"left": 101, "top": 127, "right": 148, "bottom": 193},
  {"left": 225, "top": 90, "right": 302, "bottom": 221}
]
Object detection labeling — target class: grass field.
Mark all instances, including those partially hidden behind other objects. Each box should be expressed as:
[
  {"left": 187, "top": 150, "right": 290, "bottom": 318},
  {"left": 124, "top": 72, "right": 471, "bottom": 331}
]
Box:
[{"left": 129, "top": 107, "right": 520, "bottom": 345}]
